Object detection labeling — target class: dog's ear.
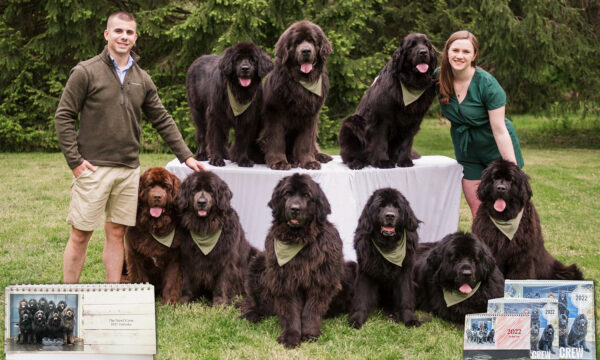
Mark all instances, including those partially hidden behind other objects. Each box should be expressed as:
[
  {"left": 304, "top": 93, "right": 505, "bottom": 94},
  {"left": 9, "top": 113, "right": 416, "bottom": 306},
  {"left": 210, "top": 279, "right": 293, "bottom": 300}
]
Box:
[
  {"left": 477, "top": 165, "right": 494, "bottom": 202},
  {"left": 219, "top": 45, "right": 236, "bottom": 77},
  {"left": 275, "top": 27, "right": 292, "bottom": 64},
  {"left": 168, "top": 172, "right": 181, "bottom": 207},
  {"left": 268, "top": 177, "right": 287, "bottom": 220},
  {"left": 257, "top": 47, "right": 273, "bottom": 78},
  {"left": 392, "top": 39, "right": 408, "bottom": 71},
  {"left": 312, "top": 180, "right": 331, "bottom": 223},
  {"left": 214, "top": 176, "right": 233, "bottom": 211},
  {"left": 317, "top": 27, "right": 332, "bottom": 62},
  {"left": 400, "top": 198, "right": 420, "bottom": 232},
  {"left": 138, "top": 171, "right": 149, "bottom": 202},
  {"left": 356, "top": 192, "right": 378, "bottom": 235},
  {"left": 474, "top": 235, "right": 497, "bottom": 280},
  {"left": 517, "top": 169, "right": 533, "bottom": 201},
  {"left": 176, "top": 175, "right": 194, "bottom": 212}
]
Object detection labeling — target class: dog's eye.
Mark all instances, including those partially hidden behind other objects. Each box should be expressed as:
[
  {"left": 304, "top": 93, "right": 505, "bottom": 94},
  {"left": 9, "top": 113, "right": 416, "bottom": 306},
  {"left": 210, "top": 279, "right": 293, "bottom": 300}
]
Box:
[{"left": 303, "top": 193, "right": 311, "bottom": 199}]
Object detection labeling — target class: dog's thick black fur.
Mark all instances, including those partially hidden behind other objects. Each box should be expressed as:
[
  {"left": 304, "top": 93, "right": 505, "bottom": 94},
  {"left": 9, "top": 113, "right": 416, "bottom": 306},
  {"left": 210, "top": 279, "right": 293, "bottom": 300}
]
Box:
[
  {"left": 339, "top": 33, "right": 437, "bottom": 169},
  {"left": 259, "top": 21, "right": 333, "bottom": 170},
  {"left": 347, "top": 188, "right": 425, "bottom": 329},
  {"left": 177, "top": 171, "right": 256, "bottom": 305},
  {"left": 473, "top": 159, "right": 583, "bottom": 280},
  {"left": 240, "top": 174, "right": 344, "bottom": 348},
  {"left": 46, "top": 309, "right": 62, "bottom": 339},
  {"left": 187, "top": 42, "right": 273, "bottom": 166},
  {"left": 61, "top": 307, "right": 75, "bottom": 345},
  {"left": 32, "top": 310, "right": 46, "bottom": 343},
  {"left": 538, "top": 324, "right": 555, "bottom": 353},
  {"left": 567, "top": 314, "right": 590, "bottom": 352},
  {"left": 17, "top": 310, "right": 32, "bottom": 344},
  {"left": 414, "top": 232, "right": 505, "bottom": 325}
]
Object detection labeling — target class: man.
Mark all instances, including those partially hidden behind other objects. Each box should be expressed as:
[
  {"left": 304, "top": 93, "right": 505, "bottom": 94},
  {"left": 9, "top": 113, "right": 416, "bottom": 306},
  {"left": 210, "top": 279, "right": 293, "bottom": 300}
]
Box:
[{"left": 55, "top": 11, "right": 204, "bottom": 283}]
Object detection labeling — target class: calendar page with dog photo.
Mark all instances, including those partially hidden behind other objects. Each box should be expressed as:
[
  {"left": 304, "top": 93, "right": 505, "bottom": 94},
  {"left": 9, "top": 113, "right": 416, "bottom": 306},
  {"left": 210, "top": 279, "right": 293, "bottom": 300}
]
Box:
[
  {"left": 463, "top": 313, "right": 531, "bottom": 360},
  {"left": 504, "top": 280, "right": 596, "bottom": 360},
  {"left": 487, "top": 297, "right": 559, "bottom": 359},
  {"left": 4, "top": 283, "right": 156, "bottom": 360}
]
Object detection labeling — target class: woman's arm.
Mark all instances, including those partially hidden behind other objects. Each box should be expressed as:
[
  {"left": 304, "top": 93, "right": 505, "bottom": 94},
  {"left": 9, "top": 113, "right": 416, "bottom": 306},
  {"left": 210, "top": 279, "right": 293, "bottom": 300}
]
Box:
[{"left": 488, "top": 106, "right": 517, "bottom": 164}]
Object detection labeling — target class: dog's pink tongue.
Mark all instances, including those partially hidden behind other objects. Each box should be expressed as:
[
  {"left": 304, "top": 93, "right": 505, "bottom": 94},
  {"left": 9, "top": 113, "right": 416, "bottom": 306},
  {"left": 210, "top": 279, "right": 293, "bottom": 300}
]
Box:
[
  {"left": 239, "top": 78, "right": 251, "bottom": 87},
  {"left": 416, "top": 63, "right": 429, "bottom": 73},
  {"left": 382, "top": 226, "right": 395, "bottom": 232},
  {"left": 459, "top": 283, "right": 473, "bottom": 294},
  {"left": 494, "top": 198, "right": 506, "bottom": 212},
  {"left": 198, "top": 210, "right": 207, "bottom": 217},
  {"left": 150, "top": 207, "right": 163, "bottom": 218},
  {"left": 300, "top": 63, "right": 313, "bottom": 74}
]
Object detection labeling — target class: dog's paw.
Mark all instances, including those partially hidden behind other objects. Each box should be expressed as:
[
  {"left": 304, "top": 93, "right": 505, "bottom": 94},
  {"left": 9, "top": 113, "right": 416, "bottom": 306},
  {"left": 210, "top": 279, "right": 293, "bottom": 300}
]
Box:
[
  {"left": 375, "top": 159, "right": 395, "bottom": 168},
  {"left": 239, "top": 310, "right": 264, "bottom": 323},
  {"left": 315, "top": 152, "right": 333, "bottom": 163},
  {"left": 403, "top": 318, "right": 423, "bottom": 328},
  {"left": 269, "top": 161, "right": 291, "bottom": 170},
  {"left": 237, "top": 158, "right": 254, "bottom": 167},
  {"left": 209, "top": 157, "right": 226, "bottom": 167},
  {"left": 302, "top": 160, "right": 321, "bottom": 170},
  {"left": 346, "top": 160, "right": 366, "bottom": 170},
  {"left": 396, "top": 159, "right": 414, "bottom": 168},
  {"left": 277, "top": 330, "right": 301, "bottom": 348},
  {"left": 301, "top": 331, "right": 321, "bottom": 343},
  {"left": 348, "top": 313, "right": 365, "bottom": 329}
]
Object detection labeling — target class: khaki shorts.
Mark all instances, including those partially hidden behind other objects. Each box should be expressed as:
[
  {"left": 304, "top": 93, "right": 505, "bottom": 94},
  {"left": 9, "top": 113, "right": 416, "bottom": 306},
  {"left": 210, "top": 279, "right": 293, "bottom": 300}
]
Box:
[{"left": 67, "top": 166, "right": 140, "bottom": 231}]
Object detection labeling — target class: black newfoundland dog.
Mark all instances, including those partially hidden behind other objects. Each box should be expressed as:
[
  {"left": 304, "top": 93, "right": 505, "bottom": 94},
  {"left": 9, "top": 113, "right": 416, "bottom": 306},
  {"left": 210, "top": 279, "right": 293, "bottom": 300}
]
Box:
[
  {"left": 177, "top": 171, "right": 256, "bottom": 305},
  {"left": 187, "top": 42, "right": 273, "bottom": 167},
  {"left": 124, "top": 167, "right": 183, "bottom": 304},
  {"left": 339, "top": 33, "right": 437, "bottom": 169},
  {"left": 567, "top": 314, "right": 590, "bottom": 352},
  {"left": 240, "top": 174, "right": 344, "bottom": 348},
  {"left": 472, "top": 159, "right": 583, "bottom": 280},
  {"left": 348, "top": 188, "right": 425, "bottom": 329},
  {"left": 259, "top": 21, "right": 333, "bottom": 170},
  {"left": 413, "top": 232, "right": 505, "bottom": 325}
]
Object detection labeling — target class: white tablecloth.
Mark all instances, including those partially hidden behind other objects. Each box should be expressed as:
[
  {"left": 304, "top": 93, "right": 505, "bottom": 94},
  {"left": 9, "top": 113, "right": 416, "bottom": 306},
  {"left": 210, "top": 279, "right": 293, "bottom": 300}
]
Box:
[{"left": 166, "top": 155, "right": 462, "bottom": 261}]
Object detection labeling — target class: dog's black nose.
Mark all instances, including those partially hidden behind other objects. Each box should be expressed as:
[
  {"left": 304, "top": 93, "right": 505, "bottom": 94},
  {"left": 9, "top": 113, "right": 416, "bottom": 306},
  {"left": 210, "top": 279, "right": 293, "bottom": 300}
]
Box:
[
  {"left": 385, "top": 212, "right": 396, "bottom": 221},
  {"left": 461, "top": 269, "right": 473, "bottom": 276},
  {"left": 153, "top": 194, "right": 162, "bottom": 201},
  {"left": 418, "top": 49, "right": 428, "bottom": 56},
  {"left": 241, "top": 64, "right": 250, "bottom": 72},
  {"left": 496, "top": 184, "right": 507, "bottom": 191},
  {"left": 197, "top": 198, "right": 207, "bottom": 208},
  {"left": 290, "top": 203, "right": 300, "bottom": 215},
  {"left": 301, "top": 48, "right": 311, "bottom": 56}
]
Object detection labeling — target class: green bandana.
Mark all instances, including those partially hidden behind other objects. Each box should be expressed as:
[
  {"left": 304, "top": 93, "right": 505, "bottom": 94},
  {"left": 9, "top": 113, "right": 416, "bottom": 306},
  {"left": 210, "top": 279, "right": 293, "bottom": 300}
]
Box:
[
  {"left": 274, "top": 238, "right": 307, "bottom": 266},
  {"left": 227, "top": 84, "right": 253, "bottom": 116},
  {"left": 190, "top": 229, "right": 222, "bottom": 255},
  {"left": 443, "top": 282, "right": 482, "bottom": 307},
  {"left": 151, "top": 229, "right": 175, "bottom": 248},
  {"left": 400, "top": 81, "right": 426, "bottom": 106},
  {"left": 489, "top": 207, "right": 525, "bottom": 241},
  {"left": 298, "top": 75, "right": 322, "bottom": 97},
  {"left": 371, "top": 230, "right": 406, "bottom": 267}
]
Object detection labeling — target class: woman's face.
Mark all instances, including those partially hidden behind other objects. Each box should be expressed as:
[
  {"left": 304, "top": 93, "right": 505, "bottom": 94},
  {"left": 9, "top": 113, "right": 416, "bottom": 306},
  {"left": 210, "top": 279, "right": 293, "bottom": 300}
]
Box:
[{"left": 448, "top": 38, "right": 476, "bottom": 72}]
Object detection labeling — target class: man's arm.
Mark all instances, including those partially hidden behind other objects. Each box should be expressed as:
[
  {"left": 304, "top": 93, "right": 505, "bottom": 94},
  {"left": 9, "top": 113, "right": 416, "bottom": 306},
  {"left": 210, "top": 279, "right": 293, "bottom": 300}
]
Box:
[
  {"left": 142, "top": 75, "right": 204, "bottom": 171},
  {"left": 55, "top": 66, "right": 91, "bottom": 175}
]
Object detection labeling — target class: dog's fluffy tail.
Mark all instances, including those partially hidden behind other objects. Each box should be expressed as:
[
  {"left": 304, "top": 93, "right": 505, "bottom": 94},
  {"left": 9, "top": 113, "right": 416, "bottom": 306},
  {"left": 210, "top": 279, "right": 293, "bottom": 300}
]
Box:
[{"left": 550, "top": 259, "right": 584, "bottom": 280}]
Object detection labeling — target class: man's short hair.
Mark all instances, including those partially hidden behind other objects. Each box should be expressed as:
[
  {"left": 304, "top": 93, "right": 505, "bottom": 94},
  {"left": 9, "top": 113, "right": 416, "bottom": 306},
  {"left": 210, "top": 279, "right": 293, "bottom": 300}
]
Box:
[{"left": 107, "top": 11, "right": 136, "bottom": 27}]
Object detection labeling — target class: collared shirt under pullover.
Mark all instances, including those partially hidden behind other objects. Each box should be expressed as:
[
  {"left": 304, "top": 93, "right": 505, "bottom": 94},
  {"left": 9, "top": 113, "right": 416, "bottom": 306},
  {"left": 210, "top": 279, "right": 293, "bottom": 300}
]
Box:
[{"left": 55, "top": 46, "right": 193, "bottom": 169}]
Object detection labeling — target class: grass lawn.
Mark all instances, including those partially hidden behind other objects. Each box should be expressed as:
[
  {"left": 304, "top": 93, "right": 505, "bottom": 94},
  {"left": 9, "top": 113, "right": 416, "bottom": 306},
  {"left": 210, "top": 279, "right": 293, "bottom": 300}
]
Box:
[{"left": 0, "top": 117, "right": 598, "bottom": 359}]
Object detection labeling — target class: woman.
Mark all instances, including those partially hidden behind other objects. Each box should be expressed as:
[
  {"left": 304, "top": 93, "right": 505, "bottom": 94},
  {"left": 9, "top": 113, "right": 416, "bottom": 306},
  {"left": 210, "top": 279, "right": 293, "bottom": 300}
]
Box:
[{"left": 437, "top": 30, "right": 524, "bottom": 219}]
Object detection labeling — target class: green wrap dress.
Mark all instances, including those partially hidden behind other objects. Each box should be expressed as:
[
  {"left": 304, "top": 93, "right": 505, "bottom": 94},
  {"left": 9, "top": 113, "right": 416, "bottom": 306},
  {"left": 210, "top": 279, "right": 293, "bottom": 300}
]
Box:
[{"left": 437, "top": 67, "right": 524, "bottom": 180}]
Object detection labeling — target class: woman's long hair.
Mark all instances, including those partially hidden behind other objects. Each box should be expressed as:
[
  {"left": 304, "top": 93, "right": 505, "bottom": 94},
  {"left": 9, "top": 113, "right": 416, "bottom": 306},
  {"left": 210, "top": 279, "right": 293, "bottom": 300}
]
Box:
[{"left": 439, "top": 30, "right": 479, "bottom": 105}]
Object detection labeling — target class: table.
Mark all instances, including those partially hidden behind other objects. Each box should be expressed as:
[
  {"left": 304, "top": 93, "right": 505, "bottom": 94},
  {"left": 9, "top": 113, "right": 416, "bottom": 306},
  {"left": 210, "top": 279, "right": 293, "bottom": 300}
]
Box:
[{"left": 166, "top": 155, "right": 462, "bottom": 261}]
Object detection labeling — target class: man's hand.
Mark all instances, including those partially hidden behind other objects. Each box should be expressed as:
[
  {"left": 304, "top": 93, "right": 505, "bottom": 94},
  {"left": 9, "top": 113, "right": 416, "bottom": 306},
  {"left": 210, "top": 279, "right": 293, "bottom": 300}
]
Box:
[
  {"left": 72, "top": 160, "right": 97, "bottom": 178},
  {"left": 185, "top": 157, "right": 206, "bottom": 172}
]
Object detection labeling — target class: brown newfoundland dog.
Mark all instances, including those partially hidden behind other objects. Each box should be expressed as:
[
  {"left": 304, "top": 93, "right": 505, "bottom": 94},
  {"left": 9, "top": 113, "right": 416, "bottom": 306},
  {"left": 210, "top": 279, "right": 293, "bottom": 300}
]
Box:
[
  {"left": 339, "top": 33, "right": 437, "bottom": 169},
  {"left": 348, "top": 188, "right": 426, "bottom": 329},
  {"left": 124, "top": 167, "right": 183, "bottom": 304},
  {"left": 176, "top": 171, "right": 256, "bottom": 305},
  {"left": 187, "top": 42, "right": 273, "bottom": 167},
  {"left": 472, "top": 159, "right": 583, "bottom": 280},
  {"left": 413, "top": 232, "right": 504, "bottom": 325},
  {"left": 259, "top": 21, "right": 333, "bottom": 170},
  {"left": 239, "top": 174, "right": 344, "bottom": 348}
]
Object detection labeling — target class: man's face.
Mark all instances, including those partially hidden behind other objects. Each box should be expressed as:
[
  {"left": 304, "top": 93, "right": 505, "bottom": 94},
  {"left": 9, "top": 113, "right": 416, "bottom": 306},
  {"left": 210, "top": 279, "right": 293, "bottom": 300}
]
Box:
[{"left": 104, "top": 17, "right": 137, "bottom": 57}]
